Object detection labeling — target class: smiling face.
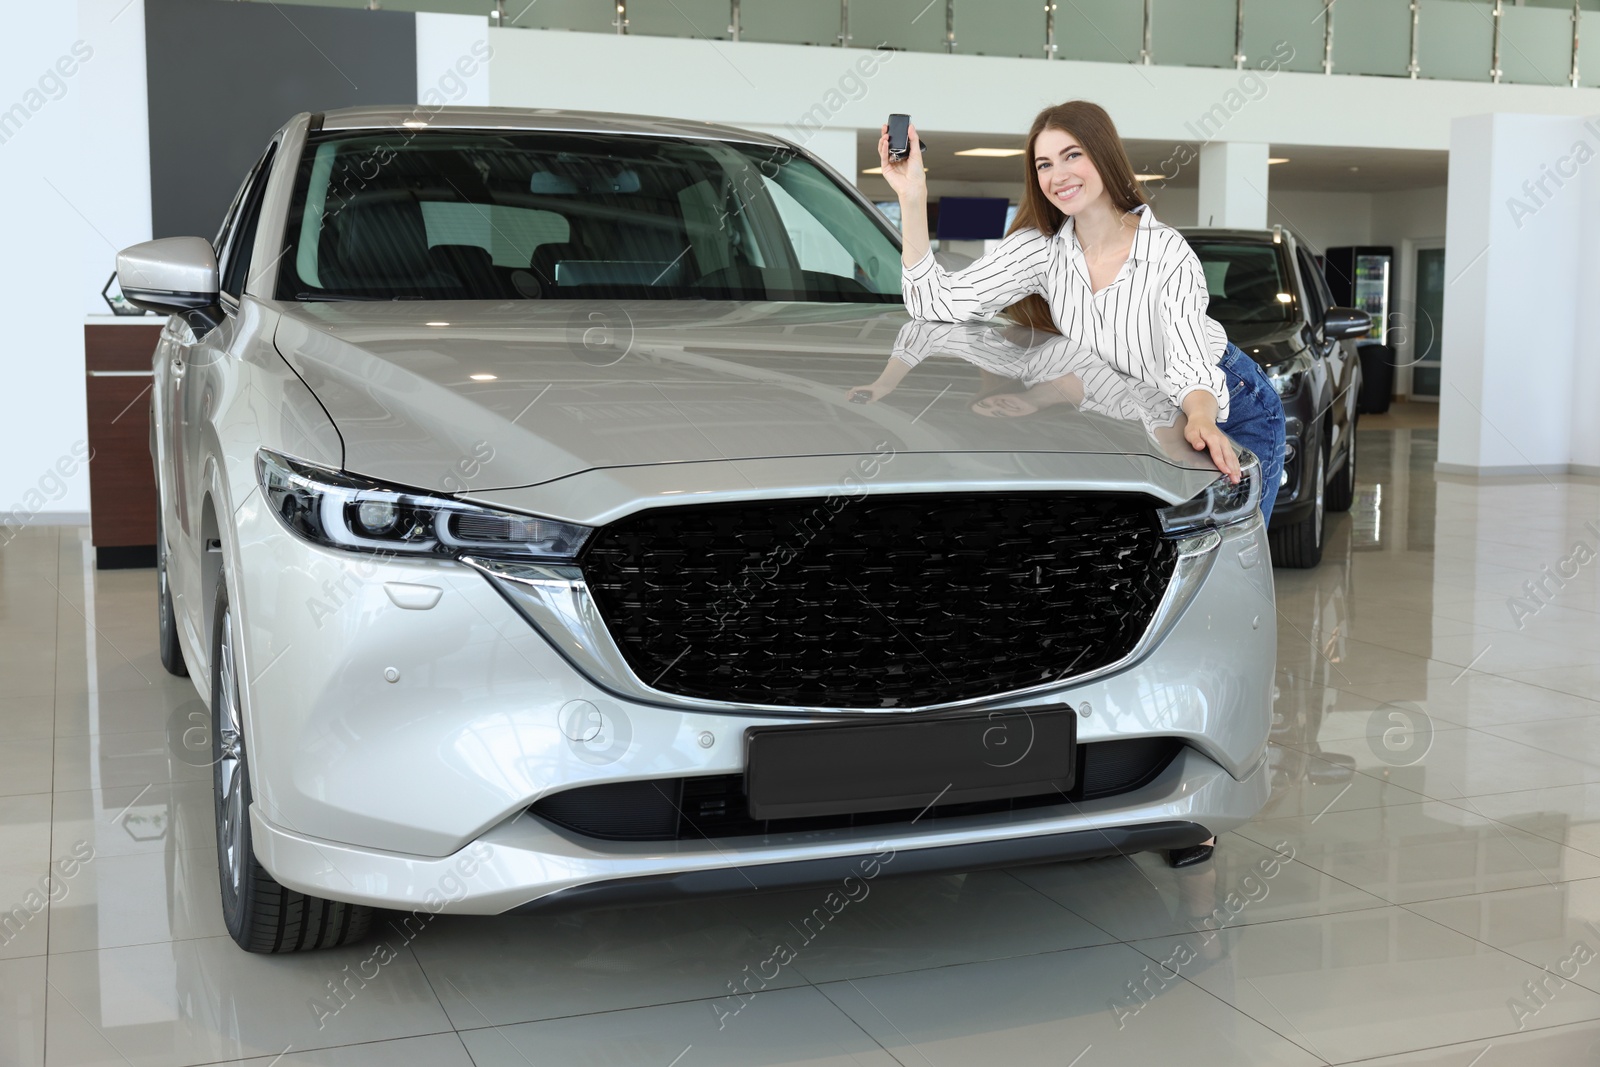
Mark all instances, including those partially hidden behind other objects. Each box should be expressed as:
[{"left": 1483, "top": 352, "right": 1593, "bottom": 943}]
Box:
[{"left": 1033, "top": 126, "right": 1104, "bottom": 217}]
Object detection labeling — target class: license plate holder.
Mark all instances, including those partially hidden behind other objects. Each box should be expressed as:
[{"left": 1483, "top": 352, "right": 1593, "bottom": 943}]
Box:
[{"left": 744, "top": 707, "right": 1076, "bottom": 821}]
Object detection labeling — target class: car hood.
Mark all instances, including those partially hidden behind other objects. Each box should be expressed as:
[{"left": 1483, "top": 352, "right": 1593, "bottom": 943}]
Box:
[
  {"left": 271, "top": 300, "right": 1220, "bottom": 497},
  {"left": 1222, "top": 320, "right": 1310, "bottom": 366}
]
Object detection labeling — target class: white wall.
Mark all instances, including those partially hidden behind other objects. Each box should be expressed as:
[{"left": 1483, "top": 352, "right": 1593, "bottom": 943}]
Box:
[
  {"left": 1267, "top": 190, "right": 1373, "bottom": 253},
  {"left": 416, "top": 12, "right": 493, "bottom": 107},
  {"left": 1439, "top": 113, "right": 1594, "bottom": 475},
  {"left": 0, "top": 4, "right": 101, "bottom": 524}
]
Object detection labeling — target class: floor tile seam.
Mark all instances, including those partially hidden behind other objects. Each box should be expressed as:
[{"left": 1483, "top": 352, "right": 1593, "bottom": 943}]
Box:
[
  {"left": 47, "top": 775, "right": 213, "bottom": 796},
  {"left": 1392, "top": 908, "right": 1600, "bottom": 1003},
  {"left": 788, "top": 935, "right": 1127, "bottom": 986},
  {"left": 810, "top": 979, "right": 919, "bottom": 1067},
  {"left": 142, "top": 1028, "right": 464, "bottom": 1067},
  {"left": 1423, "top": 707, "right": 1600, "bottom": 731},
  {"left": 1439, "top": 722, "right": 1600, "bottom": 784},
  {"left": 1111, "top": 889, "right": 1396, "bottom": 944},
  {"left": 996, "top": 865, "right": 1127, "bottom": 946},
  {"left": 1244, "top": 791, "right": 1600, "bottom": 855},
  {"left": 1332, "top": 633, "right": 1505, "bottom": 675},
  {"left": 1406, "top": 792, "right": 1600, "bottom": 863},
  {"left": 1261, "top": 742, "right": 1437, "bottom": 799},
  {"left": 1278, "top": 723, "right": 1600, "bottom": 791},
  {"left": 1122, "top": 934, "right": 1336, "bottom": 1064},
  {"left": 1490, "top": 667, "right": 1600, "bottom": 698},
  {"left": 437, "top": 984, "right": 815, "bottom": 1032}
]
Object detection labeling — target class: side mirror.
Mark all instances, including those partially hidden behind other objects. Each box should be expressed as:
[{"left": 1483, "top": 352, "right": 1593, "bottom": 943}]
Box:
[
  {"left": 116, "top": 237, "right": 221, "bottom": 334},
  {"left": 1322, "top": 306, "right": 1372, "bottom": 341}
]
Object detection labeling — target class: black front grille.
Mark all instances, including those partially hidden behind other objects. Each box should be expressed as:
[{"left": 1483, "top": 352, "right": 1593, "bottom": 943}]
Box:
[
  {"left": 580, "top": 493, "right": 1177, "bottom": 708},
  {"left": 532, "top": 737, "right": 1184, "bottom": 842}
]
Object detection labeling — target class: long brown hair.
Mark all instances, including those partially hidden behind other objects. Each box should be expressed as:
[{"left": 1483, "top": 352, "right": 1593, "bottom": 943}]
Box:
[{"left": 1001, "top": 101, "right": 1147, "bottom": 336}]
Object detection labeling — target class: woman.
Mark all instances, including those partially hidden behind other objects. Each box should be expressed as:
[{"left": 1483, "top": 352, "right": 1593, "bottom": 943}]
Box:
[{"left": 878, "top": 102, "right": 1286, "bottom": 869}]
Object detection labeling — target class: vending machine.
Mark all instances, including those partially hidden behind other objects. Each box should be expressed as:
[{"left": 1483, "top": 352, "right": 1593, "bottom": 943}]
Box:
[
  {"left": 1323, "top": 246, "right": 1395, "bottom": 413},
  {"left": 1322, "top": 246, "right": 1392, "bottom": 344}
]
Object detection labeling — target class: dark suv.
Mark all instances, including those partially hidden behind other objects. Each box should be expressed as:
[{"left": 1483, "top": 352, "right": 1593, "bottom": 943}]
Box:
[{"left": 1180, "top": 227, "right": 1371, "bottom": 568}]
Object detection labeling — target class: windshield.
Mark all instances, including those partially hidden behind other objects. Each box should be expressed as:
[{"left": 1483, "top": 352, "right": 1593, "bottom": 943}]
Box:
[
  {"left": 275, "top": 129, "right": 904, "bottom": 303},
  {"left": 1184, "top": 239, "right": 1293, "bottom": 323}
]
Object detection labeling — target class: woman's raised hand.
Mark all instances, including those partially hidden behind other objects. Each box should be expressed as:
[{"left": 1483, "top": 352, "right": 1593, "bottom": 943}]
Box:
[{"left": 877, "top": 121, "right": 927, "bottom": 200}]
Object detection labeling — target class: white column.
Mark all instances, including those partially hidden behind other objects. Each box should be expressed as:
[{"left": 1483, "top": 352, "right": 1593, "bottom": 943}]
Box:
[
  {"left": 1196, "top": 141, "right": 1269, "bottom": 229},
  {"left": 415, "top": 12, "right": 492, "bottom": 107},
  {"left": 1438, "top": 112, "right": 1592, "bottom": 476}
]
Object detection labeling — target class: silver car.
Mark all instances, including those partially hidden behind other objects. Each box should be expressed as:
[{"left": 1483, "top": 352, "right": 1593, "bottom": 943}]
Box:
[{"left": 116, "top": 106, "right": 1274, "bottom": 953}]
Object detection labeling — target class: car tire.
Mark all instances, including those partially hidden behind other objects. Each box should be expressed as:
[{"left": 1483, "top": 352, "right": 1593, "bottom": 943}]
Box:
[
  {"left": 156, "top": 515, "right": 187, "bottom": 677},
  {"left": 211, "top": 577, "right": 374, "bottom": 953},
  {"left": 1269, "top": 442, "right": 1325, "bottom": 569},
  {"left": 1325, "top": 413, "right": 1357, "bottom": 514}
]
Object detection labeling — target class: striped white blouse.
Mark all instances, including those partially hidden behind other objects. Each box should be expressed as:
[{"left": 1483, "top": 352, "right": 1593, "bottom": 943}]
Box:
[{"left": 901, "top": 203, "right": 1233, "bottom": 421}]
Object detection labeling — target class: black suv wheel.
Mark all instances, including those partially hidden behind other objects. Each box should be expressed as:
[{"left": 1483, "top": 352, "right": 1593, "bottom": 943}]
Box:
[
  {"left": 1270, "top": 440, "right": 1325, "bottom": 569},
  {"left": 1325, "top": 414, "right": 1357, "bottom": 514}
]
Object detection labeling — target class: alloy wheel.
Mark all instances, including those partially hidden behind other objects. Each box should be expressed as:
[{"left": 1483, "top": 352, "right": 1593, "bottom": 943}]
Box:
[
  {"left": 216, "top": 606, "right": 245, "bottom": 896},
  {"left": 1313, "top": 446, "right": 1326, "bottom": 550}
]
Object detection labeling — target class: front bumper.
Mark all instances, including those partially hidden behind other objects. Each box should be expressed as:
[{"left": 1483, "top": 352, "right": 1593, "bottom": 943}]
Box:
[
  {"left": 250, "top": 744, "right": 1268, "bottom": 914},
  {"left": 233, "top": 487, "right": 1275, "bottom": 907}
]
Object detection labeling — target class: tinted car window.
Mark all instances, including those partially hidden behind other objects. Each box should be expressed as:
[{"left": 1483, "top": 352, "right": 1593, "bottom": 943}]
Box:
[
  {"left": 276, "top": 129, "right": 904, "bottom": 303},
  {"left": 1184, "top": 240, "right": 1292, "bottom": 323}
]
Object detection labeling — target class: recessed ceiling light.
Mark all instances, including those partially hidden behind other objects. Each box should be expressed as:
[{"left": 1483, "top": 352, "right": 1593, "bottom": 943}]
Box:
[
  {"left": 1133, "top": 173, "right": 1166, "bottom": 182},
  {"left": 1268, "top": 157, "right": 1290, "bottom": 164},
  {"left": 955, "top": 148, "right": 1025, "bottom": 158},
  {"left": 1349, "top": 166, "right": 1360, "bottom": 172},
  {"left": 1276, "top": 293, "right": 1293, "bottom": 303},
  {"left": 469, "top": 373, "right": 498, "bottom": 381},
  {"left": 425, "top": 321, "right": 450, "bottom": 326}
]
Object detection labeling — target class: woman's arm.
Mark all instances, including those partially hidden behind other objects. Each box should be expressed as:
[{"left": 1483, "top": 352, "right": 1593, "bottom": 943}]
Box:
[
  {"left": 1156, "top": 250, "right": 1240, "bottom": 482},
  {"left": 1180, "top": 390, "right": 1242, "bottom": 483},
  {"left": 876, "top": 123, "right": 1052, "bottom": 322}
]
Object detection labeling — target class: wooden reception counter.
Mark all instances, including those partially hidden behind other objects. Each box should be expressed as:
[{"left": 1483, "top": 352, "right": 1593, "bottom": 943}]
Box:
[{"left": 85, "top": 317, "right": 163, "bottom": 569}]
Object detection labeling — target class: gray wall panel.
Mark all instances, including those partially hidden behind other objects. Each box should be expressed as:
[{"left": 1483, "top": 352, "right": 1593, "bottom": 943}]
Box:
[{"left": 145, "top": 0, "right": 416, "bottom": 240}]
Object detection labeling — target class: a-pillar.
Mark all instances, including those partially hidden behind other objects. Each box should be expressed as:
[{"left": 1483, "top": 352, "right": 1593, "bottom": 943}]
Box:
[
  {"left": 740, "top": 124, "right": 859, "bottom": 189},
  {"left": 1196, "top": 142, "right": 1269, "bottom": 229}
]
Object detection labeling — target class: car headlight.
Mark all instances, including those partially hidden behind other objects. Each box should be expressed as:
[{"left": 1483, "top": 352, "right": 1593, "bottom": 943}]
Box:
[
  {"left": 1157, "top": 449, "right": 1262, "bottom": 537},
  {"left": 1264, "top": 352, "right": 1313, "bottom": 397},
  {"left": 256, "top": 448, "right": 592, "bottom": 561}
]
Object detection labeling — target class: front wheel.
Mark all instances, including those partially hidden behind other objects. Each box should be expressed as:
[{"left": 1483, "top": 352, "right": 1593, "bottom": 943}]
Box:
[
  {"left": 211, "top": 578, "right": 374, "bottom": 952},
  {"left": 156, "top": 516, "right": 187, "bottom": 677},
  {"left": 1269, "top": 442, "right": 1326, "bottom": 569},
  {"left": 1325, "top": 414, "right": 1357, "bottom": 514}
]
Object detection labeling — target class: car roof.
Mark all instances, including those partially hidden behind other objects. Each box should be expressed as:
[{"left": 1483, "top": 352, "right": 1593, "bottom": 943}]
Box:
[
  {"left": 1178, "top": 227, "right": 1296, "bottom": 245},
  {"left": 313, "top": 106, "right": 790, "bottom": 147}
]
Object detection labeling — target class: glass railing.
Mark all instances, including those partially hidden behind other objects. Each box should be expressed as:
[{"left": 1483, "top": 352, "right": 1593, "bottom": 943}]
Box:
[{"left": 274, "top": 0, "right": 1600, "bottom": 88}]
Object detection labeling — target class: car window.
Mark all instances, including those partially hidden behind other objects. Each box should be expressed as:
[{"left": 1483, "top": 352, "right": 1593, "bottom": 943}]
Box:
[
  {"left": 211, "top": 163, "right": 256, "bottom": 261},
  {"left": 220, "top": 143, "right": 278, "bottom": 301},
  {"left": 418, "top": 201, "right": 570, "bottom": 267},
  {"left": 276, "top": 129, "right": 903, "bottom": 303},
  {"left": 1184, "top": 239, "right": 1292, "bottom": 323}
]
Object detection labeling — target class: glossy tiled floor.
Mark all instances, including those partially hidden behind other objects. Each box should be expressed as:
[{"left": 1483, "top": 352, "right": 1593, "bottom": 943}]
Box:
[{"left": 5, "top": 426, "right": 1600, "bottom": 1066}]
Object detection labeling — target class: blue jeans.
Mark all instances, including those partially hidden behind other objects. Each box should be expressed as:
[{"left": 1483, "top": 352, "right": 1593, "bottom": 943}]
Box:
[{"left": 1216, "top": 342, "right": 1287, "bottom": 525}]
